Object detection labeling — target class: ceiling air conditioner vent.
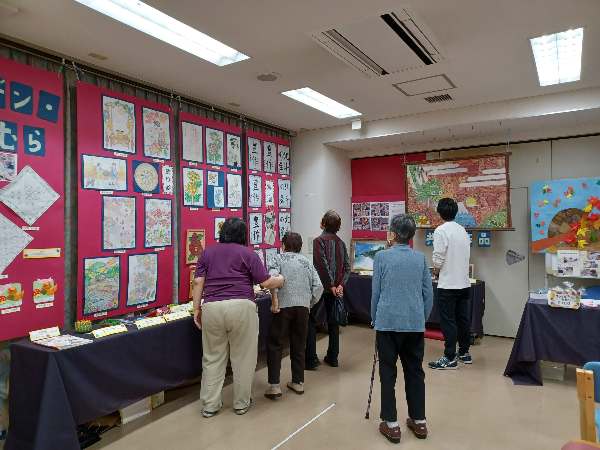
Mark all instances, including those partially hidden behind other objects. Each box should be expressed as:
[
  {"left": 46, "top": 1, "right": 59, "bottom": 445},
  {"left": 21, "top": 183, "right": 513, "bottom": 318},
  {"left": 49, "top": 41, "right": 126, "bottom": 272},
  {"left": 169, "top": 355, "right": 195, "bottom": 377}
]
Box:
[
  {"left": 310, "top": 8, "right": 444, "bottom": 78},
  {"left": 423, "top": 93, "right": 453, "bottom": 103}
]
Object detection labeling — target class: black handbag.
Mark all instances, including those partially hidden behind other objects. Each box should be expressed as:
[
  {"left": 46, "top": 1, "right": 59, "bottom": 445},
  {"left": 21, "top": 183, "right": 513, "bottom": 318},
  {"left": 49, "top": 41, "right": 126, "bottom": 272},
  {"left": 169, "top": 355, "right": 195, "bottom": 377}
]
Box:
[{"left": 333, "top": 296, "right": 348, "bottom": 327}]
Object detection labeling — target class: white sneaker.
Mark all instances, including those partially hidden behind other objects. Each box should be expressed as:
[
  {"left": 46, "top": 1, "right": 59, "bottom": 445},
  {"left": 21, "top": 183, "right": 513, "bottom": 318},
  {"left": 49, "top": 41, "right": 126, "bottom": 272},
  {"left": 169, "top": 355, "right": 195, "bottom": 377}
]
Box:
[
  {"left": 287, "top": 381, "right": 304, "bottom": 395},
  {"left": 264, "top": 384, "right": 282, "bottom": 400}
]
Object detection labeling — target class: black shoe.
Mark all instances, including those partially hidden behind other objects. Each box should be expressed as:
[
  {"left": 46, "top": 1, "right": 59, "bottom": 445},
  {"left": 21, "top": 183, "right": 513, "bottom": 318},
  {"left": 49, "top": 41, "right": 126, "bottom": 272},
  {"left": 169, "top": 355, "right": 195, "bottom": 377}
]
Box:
[
  {"left": 458, "top": 353, "right": 473, "bottom": 364},
  {"left": 428, "top": 356, "right": 458, "bottom": 370},
  {"left": 305, "top": 359, "right": 320, "bottom": 371},
  {"left": 324, "top": 356, "right": 338, "bottom": 367}
]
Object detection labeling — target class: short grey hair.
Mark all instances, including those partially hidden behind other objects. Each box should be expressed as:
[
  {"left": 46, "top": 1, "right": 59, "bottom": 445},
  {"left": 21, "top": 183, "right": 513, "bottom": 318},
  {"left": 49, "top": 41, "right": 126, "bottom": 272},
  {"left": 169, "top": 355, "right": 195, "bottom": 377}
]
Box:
[{"left": 389, "top": 214, "right": 416, "bottom": 243}]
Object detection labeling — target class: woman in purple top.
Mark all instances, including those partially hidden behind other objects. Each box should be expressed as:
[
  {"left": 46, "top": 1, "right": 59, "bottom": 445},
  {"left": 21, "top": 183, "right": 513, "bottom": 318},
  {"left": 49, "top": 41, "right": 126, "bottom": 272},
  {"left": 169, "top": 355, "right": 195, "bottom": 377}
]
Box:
[{"left": 192, "top": 218, "right": 284, "bottom": 418}]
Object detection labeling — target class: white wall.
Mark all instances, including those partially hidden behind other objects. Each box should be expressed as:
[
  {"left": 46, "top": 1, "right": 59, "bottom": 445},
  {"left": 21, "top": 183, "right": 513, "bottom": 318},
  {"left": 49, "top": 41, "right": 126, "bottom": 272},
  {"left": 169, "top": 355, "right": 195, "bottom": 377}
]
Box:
[{"left": 292, "top": 132, "right": 600, "bottom": 338}]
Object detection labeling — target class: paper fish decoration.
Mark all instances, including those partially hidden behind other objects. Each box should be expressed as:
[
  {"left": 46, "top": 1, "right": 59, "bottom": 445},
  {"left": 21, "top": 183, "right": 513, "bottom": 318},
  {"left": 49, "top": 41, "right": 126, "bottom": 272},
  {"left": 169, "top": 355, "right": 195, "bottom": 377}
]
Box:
[
  {"left": 564, "top": 186, "right": 574, "bottom": 198},
  {"left": 542, "top": 185, "right": 552, "bottom": 194},
  {"left": 534, "top": 212, "right": 540, "bottom": 219},
  {"left": 553, "top": 199, "right": 561, "bottom": 208}
]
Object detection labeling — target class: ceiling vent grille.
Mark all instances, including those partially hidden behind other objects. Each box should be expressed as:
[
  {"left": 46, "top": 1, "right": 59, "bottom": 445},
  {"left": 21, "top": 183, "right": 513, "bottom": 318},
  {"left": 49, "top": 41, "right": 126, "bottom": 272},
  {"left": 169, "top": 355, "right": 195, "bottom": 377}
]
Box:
[{"left": 423, "top": 93, "right": 453, "bottom": 103}]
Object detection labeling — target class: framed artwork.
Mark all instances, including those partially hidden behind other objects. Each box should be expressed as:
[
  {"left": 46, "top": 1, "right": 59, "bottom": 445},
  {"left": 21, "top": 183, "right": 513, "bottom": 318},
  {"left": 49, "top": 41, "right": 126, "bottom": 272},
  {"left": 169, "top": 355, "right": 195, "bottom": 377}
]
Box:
[
  {"left": 144, "top": 198, "right": 172, "bottom": 248},
  {"left": 406, "top": 154, "right": 510, "bottom": 229},
  {"left": 247, "top": 137, "right": 262, "bottom": 171},
  {"left": 278, "top": 144, "right": 290, "bottom": 176},
  {"left": 0, "top": 152, "right": 17, "bottom": 182},
  {"left": 185, "top": 229, "right": 205, "bottom": 265},
  {"left": 226, "top": 134, "right": 242, "bottom": 169},
  {"left": 206, "top": 127, "right": 224, "bottom": 166},
  {"left": 214, "top": 217, "right": 226, "bottom": 240},
  {"left": 249, "top": 213, "right": 263, "bottom": 245},
  {"left": 0, "top": 283, "right": 24, "bottom": 310},
  {"left": 248, "top": 174, "right": 262, "bottom": 208},
  {"left": 265, "top": 247, "right": 279, "bottom": 270},
  {"left": 207, "top": 170, "right": 225, "bottom": 209},
  {"left": 162, "top": 165, "right": 174, "bottom": 195},
  {"left": 0, "top": 213, "right": 33, "bottom": 275},
  {"left": 188, "top": 265, "right": 196, "bottom": 299},
  {"left": 263, "top": 141, "right": 276, "bottom": 173},
  {"left": 278, "top": 178, "right": 291, "bottom": 209},
  {"left": 182, "top": 167, "right": 204, "bottom": 207},
  {"left": 102, "top": 95, "right": 135, "bottom": 154},
  {"left": 254, "top": 249, "right": 265, "bottom": 267},
  {"left": 32, "top": 278, "right": 57, "bottom": 304},
  {"left": 279, "top": 211, "right": 291, "bottom": 241},
  {"left": 226, "top": 173, "right": 242, "bottom": 208},
  {"left": 132, "top": 160, "right": 160, "bottom": 194},
  {"left": 181, "top": 121, "right": 203, "bottom": 163},
  {"left": 83, "top": 256, "right": 120, "bottom": 315},
  {"left": 0, "top": 166, "right": 59, "bottom": 226},
  {"left": 350, "top": 240, "right": 387, "bottom": 272},
  {"left": 126, "top": 253, "right": 158, "bottom": 307},
  {"left": 81, "top": 154, "right": 128, "bottom": 191},
  {"left": 264, "top": 210, "right": 276, "bottom": 246},
  {"left": 102, "top": 195, "right": 136, "bottom": 251},
  {"left": 142, "top": 107, "right": 171, "bottom": 160},
  {"left": 265, "top": 179, "right": 275, "bottom": 206}
]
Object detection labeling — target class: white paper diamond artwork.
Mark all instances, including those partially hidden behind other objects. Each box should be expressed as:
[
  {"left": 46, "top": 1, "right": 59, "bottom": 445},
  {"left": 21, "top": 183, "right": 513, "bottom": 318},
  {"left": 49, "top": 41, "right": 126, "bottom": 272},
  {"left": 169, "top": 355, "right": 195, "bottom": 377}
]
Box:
[
  {"left": 0, "top": 213, "right": 33, "bottom": 275},
  {"left": 0, "top": 166, "right": 59, "bottom": 226}
]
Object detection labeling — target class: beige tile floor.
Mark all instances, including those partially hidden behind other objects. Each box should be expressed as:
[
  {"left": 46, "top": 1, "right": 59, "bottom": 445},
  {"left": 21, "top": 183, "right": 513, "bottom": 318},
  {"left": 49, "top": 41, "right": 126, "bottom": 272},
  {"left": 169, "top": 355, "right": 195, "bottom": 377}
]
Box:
[{"left": 93, "top": 325, "right": 579, "bottom": 450}]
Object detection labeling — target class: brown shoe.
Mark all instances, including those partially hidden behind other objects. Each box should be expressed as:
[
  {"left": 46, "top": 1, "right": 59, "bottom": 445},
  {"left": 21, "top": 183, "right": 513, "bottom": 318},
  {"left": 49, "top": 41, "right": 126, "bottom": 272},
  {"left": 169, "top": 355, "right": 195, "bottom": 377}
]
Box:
[
  {"left": 379, "top": 422, "right": 401, "bottom": 444},
  {"left": 406, "top": 418, "right": 428, "bottom": 439}
]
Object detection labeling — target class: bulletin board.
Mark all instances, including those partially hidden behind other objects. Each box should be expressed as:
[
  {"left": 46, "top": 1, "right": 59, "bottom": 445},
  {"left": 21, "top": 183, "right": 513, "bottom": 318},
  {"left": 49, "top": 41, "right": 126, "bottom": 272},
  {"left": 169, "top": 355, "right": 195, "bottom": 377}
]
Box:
[
  {"left": 178, "top": 112, "right": 243, "bottom": 302},
  {"left": 76, "top": 82, "right": 175, "bottom": 320},
  {"left": 246, "top": 130, "right": 291, "bottom": 268},
  {"left": 0, "top": 57, "right": 65, "bottom": 340}
]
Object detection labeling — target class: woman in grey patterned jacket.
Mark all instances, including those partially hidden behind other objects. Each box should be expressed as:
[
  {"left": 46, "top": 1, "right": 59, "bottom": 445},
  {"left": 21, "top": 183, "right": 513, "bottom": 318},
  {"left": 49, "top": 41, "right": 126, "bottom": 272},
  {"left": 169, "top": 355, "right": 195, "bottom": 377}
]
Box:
[{"left": 265, "top": 232, "right": 323, "bottom": 399}]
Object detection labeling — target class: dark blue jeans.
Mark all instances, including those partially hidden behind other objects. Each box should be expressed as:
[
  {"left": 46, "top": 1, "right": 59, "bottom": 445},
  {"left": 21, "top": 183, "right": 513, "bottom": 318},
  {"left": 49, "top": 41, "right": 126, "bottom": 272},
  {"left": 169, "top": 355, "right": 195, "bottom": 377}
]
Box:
[{"left": 305, "top": 293, "right": 339, "bottom": 366}]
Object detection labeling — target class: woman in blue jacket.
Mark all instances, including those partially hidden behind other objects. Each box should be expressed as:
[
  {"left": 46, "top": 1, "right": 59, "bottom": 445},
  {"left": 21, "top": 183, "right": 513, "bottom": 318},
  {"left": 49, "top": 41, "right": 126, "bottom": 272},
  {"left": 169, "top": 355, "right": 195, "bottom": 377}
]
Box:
[{"left": 371, "top": 214, "right": 433, "bottom": 444}]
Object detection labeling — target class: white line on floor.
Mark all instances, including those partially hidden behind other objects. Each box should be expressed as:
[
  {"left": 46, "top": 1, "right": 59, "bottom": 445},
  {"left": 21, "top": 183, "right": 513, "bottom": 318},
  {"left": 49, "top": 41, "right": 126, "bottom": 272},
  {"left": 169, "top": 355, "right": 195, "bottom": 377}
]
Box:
[{"left": 271, "top": 402, "right": 336, "bottom": 450}]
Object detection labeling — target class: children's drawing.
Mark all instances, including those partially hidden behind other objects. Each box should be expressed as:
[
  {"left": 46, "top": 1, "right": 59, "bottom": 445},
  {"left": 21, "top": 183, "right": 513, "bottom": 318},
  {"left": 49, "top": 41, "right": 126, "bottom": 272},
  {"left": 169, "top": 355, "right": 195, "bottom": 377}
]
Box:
[
  {"left": 127, "top": 253, "right": 158, "bottom": 306},
  {"left": 207, "top": 171, "right": 225, "bottom": 209},
  {"left": 33, "top": 278, "right": 58, "bottom": 304},
  {"left": 248, "top": 174, "right": 262, "bottom": 208},
  {"left": 0, "top": 283, "right": 23, "bottom": 310},
  {"left": 265, "top": 179, "right": 275, "bottom": 206},
  {"left": 133, "top": 161, "right": 160, "bottom": 193},
  {"left": 351, "top": 240, "right": 387, "bottom": 272},
  {"left": 227, "top": 134, "right": 242, "bottom": 169},
  {"left": 248, "top": 137, "right": 262, "bottom": 171},
  {"left": 227, "top": 173, "right": 242, "bottom": 208},
  {"left": 186, "top": 229, "right": 205, "bottom": 265},
  {"left": 182, "top": 167, "right": 204, "bottom": 207},
  {"left": 278, "top": 144, "right": 290, "bottom": 175},
  {"left": 263, "top": 141, "right": 276, "bottom": 173},
  {"left": 278, "top": 179, "right": 291, "bottom": 209},
  {"left": 264, "top": 210, "right": 276, "bottom": 245},
  {"left": 103, "top": 96, "right": 135, "bottom": 153},
  {"left": 83, "top": 256, "right": 120, "bottom": 315},
  {"left": 181, "top": 121, "right": 203, "bottom": 163},
  {"left": 0, "top": 152, "right": 17, "bottom": 182},
  {"left": 0, "top": 165, "right": 59, "bottom": 226},
  {"left": 0, "top": 213, "right": 33, "bottom": 275},
  {"left": 206, "top": 128, "right": 224, "bottom": 166},
  {"left": 214, "top": 217, "right": 226, "bottom": 240},
  {"left": 143, "top": 107, "right": 171, "bottom": 160},
  {"left": 249, "top": 213, "right": 263, "bottom": 245},
  {"left": 265, "top": 248, "right": 279, "bottom": 270},
  {"left": 102, "top": 196, "right": 136, "bottom": 250},
  {"left": 279, "top": 212, "right": 291, "bottom": 241},
  {"left": 254, "top": 249, "right": 265, "bottom": 267},
  {"left": 145, "top": 198, "right": 172, "bottom": 247},
  {"left": 82, "top": 154, "right": 127, "bottom": 191}
]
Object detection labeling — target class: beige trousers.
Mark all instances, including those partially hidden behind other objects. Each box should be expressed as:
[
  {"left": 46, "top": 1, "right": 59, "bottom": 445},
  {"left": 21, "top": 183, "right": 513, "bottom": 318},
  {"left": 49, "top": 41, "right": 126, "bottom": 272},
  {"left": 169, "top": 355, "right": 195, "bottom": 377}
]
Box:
[{"left": 199, "top": 299, "right": 258, "bottom": 412}]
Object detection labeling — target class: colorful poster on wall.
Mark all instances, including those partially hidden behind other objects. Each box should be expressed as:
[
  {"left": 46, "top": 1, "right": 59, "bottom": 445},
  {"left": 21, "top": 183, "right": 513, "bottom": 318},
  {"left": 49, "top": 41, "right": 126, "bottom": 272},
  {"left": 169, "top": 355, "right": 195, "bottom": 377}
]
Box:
[
  {"left": 406, "top": 154, "right": 510, "bottom": 229},
  {"left": 144, "top": 198, "right": 172, "bottom": 248},
  {"left": 142, "top": 107, "right": 171, "bottom": 160},
  {"left": 132, "top": 161, "right": 160, "bottom": 194},
  {"left": 351, "top": 200, "right": 405, "bottom": 232},
  {"left": 185, "top": 229, "right": 205, "bottom": 265},
  {"left": 207, "top": 170, "right": 225, "bottom": 209},
  {"left": 227, "top": 173, "right": 242, "bottom": 208},
  {"left": 83, "top": 257, "right": 120, "bottom": 315},
  {"left": 227, "top": 134, "right": 242, "bottom": 169},
  {"left": 102, "top": 196, "right": 136, "bottom": 250},
  {"left": 127, "top": 253, "right": 158, "bottom": 306},
  {"left": 206, "top": 128, "right": 224, "bottom": 166},
  {"left": 103, "top": 96, "right": 135, "bottom": 153},
  {"left": 0, "top": 57, "right": 66, "bottom": 340},
  {"left": 181, "top": 121, "right": 203, "bottom": 163},
  {"left": 182, "top": 167, "right": 204, "bottom": 207},
  {"left": 530, "top": 177, "right": 600, "bottom": 253},
  {"left": 81, "top": 154, "right": 128, "bottom": 191}
]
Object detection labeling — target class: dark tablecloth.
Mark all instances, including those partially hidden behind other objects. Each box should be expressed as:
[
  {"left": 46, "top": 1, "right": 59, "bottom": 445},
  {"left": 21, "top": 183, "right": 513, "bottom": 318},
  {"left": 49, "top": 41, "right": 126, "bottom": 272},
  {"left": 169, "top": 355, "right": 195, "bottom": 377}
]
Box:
[
  {"left": 343, "top": 273, "right": 485, "bottom": 337},
  {"left": 504, "top": 297, "right": 600, "bottom": 386},
  {"left": 6, "top": 295, "right": 275, "bottom": 450}
]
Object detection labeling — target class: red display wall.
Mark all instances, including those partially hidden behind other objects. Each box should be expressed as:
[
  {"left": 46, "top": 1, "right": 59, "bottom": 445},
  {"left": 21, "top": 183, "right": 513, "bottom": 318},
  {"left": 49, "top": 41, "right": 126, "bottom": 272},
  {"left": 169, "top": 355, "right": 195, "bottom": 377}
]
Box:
[
  {"left": 178, "top": 112, "right": 243, "bottom": 302},
  {"left": 0, "top": 57, "right": 65, "bottom": 340},
  {"left": 351, "top": 153, "right": 426, "bottom": 240},
  {"left": 76, "top": 82, "right": 175, "bottom": 320}
]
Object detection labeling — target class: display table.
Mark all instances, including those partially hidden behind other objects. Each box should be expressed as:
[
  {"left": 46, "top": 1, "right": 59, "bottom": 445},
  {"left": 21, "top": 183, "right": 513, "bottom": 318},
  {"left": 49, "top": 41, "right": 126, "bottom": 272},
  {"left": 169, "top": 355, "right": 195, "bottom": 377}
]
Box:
[
  {"left": 6, "top": 295, "right": 274, "bottom": 450},
  {"left": 504, "top": 297, "right": 600, "bottom": 386},
  {"left": 343, "top": 273, "right": 485, "bottom": 337}
]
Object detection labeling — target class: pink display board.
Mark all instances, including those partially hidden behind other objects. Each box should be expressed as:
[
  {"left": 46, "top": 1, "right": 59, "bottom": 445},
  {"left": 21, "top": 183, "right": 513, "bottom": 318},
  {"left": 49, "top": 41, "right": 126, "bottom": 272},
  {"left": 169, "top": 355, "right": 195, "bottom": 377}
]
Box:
[
  {"left": 76, "top": 82, "right": 175, "bottom": 320},
  {"left": 0, "top": 57, "right": 65, "bottom": 340},
  {"left": 178, "top": 112, "right": 242, "bottom": 302},
  {"left": 246, "top": 130, "right": 291, "bottom": 265}
]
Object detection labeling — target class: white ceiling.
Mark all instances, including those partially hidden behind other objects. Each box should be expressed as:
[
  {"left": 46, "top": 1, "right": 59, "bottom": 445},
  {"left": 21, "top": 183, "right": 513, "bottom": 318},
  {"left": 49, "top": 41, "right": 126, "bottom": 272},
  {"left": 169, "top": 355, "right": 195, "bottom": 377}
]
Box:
[{"left": 1, "top": 0, "right": 599, "bottom": 132}]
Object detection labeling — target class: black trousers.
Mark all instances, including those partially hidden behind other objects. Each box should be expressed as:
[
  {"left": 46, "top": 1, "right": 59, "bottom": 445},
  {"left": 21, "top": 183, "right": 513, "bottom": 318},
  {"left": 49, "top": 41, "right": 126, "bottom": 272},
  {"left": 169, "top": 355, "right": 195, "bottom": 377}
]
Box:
[
  {"left": 306, "top": 293, "right": 339, "bottom": 366},
  {"left": 377, "top": 331, "right": 425, "bottom": 422},
  {"left": 267, "top": 306, "right": 309, "bottom": 384},
  {"left": 437, "top": 288, "right": 471, "bottom": 360}
]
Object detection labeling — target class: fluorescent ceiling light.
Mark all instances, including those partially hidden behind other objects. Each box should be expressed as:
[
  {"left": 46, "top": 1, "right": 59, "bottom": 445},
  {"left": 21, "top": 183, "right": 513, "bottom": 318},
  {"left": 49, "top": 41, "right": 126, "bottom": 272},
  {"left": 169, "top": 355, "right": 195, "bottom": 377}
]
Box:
[
  {"left": 74, "top": 0, "right": 249, "bottom": 66},
  {"left": 282, "top": 87, "right": 361, "bottom": 119},
  {"left": 530, "top": 27, "right": 583, "bottom": 86}
]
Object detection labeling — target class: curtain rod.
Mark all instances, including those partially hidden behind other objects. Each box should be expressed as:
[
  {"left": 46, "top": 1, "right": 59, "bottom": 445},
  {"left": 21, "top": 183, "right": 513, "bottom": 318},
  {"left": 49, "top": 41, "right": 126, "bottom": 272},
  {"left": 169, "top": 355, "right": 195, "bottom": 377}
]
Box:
[{"left": 0, "top": 35, "right": 292, "bottom": 137}]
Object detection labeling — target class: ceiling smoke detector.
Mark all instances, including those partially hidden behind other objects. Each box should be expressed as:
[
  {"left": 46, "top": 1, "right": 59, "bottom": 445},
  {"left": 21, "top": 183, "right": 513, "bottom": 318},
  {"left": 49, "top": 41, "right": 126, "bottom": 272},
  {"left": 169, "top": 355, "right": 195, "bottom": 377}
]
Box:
[{"left": 257, "top": 72, "right": 279, "bottom": 82}]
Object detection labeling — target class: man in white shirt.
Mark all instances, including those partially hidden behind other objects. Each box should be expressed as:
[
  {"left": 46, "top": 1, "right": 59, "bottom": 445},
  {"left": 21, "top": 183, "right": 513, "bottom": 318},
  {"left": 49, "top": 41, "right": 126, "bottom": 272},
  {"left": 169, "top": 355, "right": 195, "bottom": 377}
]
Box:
[{"left": 428, "top": 198, "right": 472, "bottom": 370}]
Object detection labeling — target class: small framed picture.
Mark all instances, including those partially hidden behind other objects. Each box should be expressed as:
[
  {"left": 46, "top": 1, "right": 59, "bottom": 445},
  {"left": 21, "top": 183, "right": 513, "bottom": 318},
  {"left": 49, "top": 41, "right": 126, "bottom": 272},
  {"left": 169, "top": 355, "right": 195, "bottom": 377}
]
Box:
[{"left": 350, "top": 239, "right": 387, "bottom": 273}]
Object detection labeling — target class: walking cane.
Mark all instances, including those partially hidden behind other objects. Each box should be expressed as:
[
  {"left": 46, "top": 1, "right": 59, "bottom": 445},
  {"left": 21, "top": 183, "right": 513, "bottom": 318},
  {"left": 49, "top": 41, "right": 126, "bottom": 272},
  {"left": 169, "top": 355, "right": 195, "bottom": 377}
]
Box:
[{"left": 365, "top": 342, "right": 378, "bottom": 419}]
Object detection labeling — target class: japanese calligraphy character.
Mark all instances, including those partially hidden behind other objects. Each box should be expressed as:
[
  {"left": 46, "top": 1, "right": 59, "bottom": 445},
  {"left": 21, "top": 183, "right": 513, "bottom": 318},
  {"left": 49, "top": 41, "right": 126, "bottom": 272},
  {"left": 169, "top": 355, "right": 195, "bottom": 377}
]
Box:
[
  {"left": 0, "top": 121, "right": 17, "bottom": 152},
  {"left": 37, "top": 90, "right": 61, "bottom": 123},
  {"left": 10, "top": 81, "right": 33, "bottom": 115},
  {"left": 23, "top": 126, "right": 45, "bottom": 156}
]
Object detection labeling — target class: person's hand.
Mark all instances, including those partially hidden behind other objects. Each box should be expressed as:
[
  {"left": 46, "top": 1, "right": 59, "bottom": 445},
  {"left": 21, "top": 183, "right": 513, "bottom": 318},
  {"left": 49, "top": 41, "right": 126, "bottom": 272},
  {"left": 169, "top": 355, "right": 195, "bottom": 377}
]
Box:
[
  {"left": 336, "top": 285, "right": 344, "bottom": 297},
  {"left": 270, "top": 304, "right": 280, "bottom": 314},
  {"left": 193, "top": 308, "right": 202, "bottom": 329},
  {"left": 330, "top": 287, "right": 338, "bottom": 297}
]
